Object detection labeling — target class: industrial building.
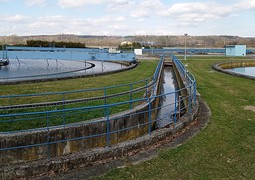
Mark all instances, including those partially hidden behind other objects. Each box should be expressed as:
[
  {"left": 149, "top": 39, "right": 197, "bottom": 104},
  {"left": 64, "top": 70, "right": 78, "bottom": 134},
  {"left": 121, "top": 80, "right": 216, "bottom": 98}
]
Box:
[{"left": 225, "top": 45, "right": 246, "bottom": 56}]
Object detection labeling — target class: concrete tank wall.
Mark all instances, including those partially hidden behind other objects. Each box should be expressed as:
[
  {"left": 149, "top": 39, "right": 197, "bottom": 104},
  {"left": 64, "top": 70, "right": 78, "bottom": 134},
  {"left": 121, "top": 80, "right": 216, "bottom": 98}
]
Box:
[
  {"left": 213, "top": 61, "right": 255, "bottom": 80},
  {"left": 172, "top": 62, "right": 189, "bottom": 111}
]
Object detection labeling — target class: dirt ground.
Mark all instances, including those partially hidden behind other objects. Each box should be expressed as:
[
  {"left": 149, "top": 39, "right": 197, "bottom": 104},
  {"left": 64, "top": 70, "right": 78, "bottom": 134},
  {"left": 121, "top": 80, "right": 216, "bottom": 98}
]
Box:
[{"left": 244, "top": 106, "right": 255, "bottom": 112}]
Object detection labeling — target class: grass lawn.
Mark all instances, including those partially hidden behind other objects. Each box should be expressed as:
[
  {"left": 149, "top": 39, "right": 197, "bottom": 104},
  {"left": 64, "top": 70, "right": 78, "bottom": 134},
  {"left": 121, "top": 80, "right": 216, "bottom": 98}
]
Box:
[{"left": 94, "top": 56, "right": 255, "bottom": 179}]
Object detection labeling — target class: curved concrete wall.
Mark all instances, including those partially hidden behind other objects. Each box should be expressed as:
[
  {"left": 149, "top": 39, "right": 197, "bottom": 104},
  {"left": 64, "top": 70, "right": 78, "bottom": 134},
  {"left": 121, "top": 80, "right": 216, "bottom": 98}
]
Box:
[
  {"left": 213, "top": 61, "right": 255, "bottom": 80},
  {"left": 1, "top": 99, "right": 199, "bottom": 179},
  {"left": 0, "top": 61, "right": 164, "bottom": 165},
  {"left": 0, "top": 61, "right": 137, "bottom": 85}
]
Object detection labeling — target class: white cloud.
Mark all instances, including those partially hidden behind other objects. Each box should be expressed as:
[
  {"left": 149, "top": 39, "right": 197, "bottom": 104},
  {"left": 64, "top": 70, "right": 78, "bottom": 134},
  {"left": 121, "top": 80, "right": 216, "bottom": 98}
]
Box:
[
  {"left": 58, "top": 0, "right": 135, "bottom": 9},
  {"left": 108, "top": 24, "right": 129, "bottom": 31},
  {"left": 167, "top": 3, "right": 208, "bottom": 14},
  {"left": 235, "top": 0, "right": 255, "bottom": 10},
  {"left": 130, "top": 10, "right": 150, "bottom": 19},
  {"left": 115, "top": 16, "right": 126, "bottom": 21},
  {"left": 1, "top": 0, "right": 255, "bottom": 36},
  {"left": 107, "top": 0, "right": 135, "bottom": 11},
  {"left": 119, "top": 0, "right": 164, "bottom": 20},
  {"left": 25, "top": 0, "right": 46, "bottom": 7},
  {"left": 0, "top": 14, "right": 133, "bottom": 35},
  {"left": 141, "top": 0, "right": 163, "bottom": 9},
  {"left": 165, "top": 2, "right": 233, "bottom": 17},
  {"left": 133, "top": 28, "right": 172, "bottom": 36},
  {"left": 153, "top": 28, "right": 173, "bottom": 35},
  {"left": 2, "top": 14, "right": 26, "bottom": 22},
  {"left": 158, "top": 2, "right": 238, "bottom": 28},
  {"left": 57, "top": 0, "right": 107, "bottom": 8}
]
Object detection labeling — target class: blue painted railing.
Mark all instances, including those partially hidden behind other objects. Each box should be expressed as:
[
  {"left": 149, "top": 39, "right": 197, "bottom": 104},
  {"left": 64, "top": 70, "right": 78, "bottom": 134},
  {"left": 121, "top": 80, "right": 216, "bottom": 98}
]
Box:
[
  {"left": 143, "top": 48, "right": 253, "bottom": 55},
  {"left": 5, "top": 46, "right": 109, "bottom": 53},
  {"left": 3, "top": 46, "right": 136, "bottom": 61},
  {"left": 0, "top": 55, "right": 196, "bottom": 155}
]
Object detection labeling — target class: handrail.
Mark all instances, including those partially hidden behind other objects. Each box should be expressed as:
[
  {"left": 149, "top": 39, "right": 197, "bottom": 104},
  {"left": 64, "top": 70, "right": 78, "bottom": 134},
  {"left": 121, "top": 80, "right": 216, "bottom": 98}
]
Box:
[
  {"left": 0, "top": 81, "right": 155, "bottom": 110},
  {"left": 0, "top": 55, "right": 196, "bottom": 159},
  {"left": 0, "top": 75, "right": 154, "bottom": 99},
  {"left": 0, "top": 58, "right": 162, "bottom": 109}
]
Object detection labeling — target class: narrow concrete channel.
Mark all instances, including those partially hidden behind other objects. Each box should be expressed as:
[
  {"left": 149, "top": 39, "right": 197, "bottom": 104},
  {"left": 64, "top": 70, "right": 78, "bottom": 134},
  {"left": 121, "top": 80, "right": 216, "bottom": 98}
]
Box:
[{"left": 156, "top": 66, "right": 179, "bottom": 128}]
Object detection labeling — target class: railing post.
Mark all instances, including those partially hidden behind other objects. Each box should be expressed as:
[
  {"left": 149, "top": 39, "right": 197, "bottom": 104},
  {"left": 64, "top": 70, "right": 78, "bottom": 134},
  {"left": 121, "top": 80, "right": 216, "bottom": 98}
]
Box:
[
  {"left": 106, "top": 106, "right": 111, "bottom": 147},
  {"left": 188, "top": 86, "right": 192, "bottom": 113},
  {"left": 62, "top": 93, "right": 66, "bottom": 127},
  {"left": 148, "top": 97, "right": 152, "bottom": 135},
  {"left": 104, "top": 87, "right": 107, "bottom": 117},
  {"left": 194, "top": 81, "right": 197, "bottom": 106},
  {"left": 174, "top": 92, "right": 177, "bottom": 123},
  {"left": 46, "top": 112, "right": 51, "bottom": 158},
  {"left": 178, "top": 95, "right": 181, "bottom": 119},
  {"left": 130, "top": 83, "right": 133, "bottom": 110},
  {"left": 8, "top": 96, "right": 12, "bottom": 108},
  {"left": 145, "top": 79, "right": 148, "bottom": 98}
]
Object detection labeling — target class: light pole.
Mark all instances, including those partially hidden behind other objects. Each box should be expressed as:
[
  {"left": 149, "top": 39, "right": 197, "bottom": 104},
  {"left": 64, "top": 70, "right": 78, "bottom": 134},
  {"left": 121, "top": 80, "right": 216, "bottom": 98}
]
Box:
[
  {"left": 184, "top": 33, "right": 188, "bottom": 60},
  {"left": 148, "top": 41, "right": 154, "bottom": 54}
]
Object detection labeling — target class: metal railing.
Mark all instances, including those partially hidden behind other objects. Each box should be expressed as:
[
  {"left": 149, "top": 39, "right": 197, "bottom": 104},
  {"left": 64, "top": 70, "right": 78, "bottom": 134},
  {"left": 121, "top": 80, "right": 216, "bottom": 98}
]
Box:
[
  {"left": 0, "top": 55, "right": 196, "bottom": 156},
  {"left": 3, "top": 46, "right": 136, "bottom": 61},
  {"left": 143, "top": 48, "right": 253, "bottom": 55}
]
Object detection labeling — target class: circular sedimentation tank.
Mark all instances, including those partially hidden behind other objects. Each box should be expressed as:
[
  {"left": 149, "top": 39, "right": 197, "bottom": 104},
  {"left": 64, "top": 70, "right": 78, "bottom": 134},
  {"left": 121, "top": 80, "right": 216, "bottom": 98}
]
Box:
[
  {"left": 213, "top": 61, "right": 255, "bottom": 80},
  {"left": 0, "top": 59, "right": 131, "bottom": 84}
]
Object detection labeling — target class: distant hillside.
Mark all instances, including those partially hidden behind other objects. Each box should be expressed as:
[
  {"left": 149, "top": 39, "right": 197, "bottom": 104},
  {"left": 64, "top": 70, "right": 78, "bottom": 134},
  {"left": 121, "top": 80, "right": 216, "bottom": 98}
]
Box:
[{"left": 0, "top": 34, "right": 255, "bottom": 48}]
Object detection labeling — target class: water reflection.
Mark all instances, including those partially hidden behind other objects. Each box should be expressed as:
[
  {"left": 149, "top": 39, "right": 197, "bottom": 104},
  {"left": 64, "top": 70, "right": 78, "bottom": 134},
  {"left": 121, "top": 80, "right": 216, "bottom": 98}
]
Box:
[
  {"left": 156, "top": 66, "right": 179, "bottom": 128},
  {"left": 229, "top": 67, "right": 255, "bottom": 77}
]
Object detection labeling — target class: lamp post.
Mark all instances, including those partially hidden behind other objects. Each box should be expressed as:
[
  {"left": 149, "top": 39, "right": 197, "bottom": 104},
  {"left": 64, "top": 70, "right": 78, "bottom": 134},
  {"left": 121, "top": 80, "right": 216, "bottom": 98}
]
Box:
[
  {"left": 148, "top": 41, "right": 154, "bottom": 54},
  {"left": 184, "top": 33, "right": 188, "bottom": 60}
]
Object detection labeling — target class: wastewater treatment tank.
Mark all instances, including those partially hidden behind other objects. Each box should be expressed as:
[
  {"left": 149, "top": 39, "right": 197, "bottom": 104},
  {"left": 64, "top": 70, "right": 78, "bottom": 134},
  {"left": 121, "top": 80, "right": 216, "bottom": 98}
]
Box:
[
  {"left": 0, "top": 59, "right": 125, "bottom": 83},
  {"left": 0, "top": 46, "right": 136, "bottom": 83}
]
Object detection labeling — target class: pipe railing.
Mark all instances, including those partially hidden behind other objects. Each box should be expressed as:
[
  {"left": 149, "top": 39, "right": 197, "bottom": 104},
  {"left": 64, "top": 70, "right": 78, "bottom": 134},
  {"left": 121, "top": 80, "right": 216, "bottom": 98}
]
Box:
[{"left": 0, "top": 55, "right": 196, "bottom": 156}]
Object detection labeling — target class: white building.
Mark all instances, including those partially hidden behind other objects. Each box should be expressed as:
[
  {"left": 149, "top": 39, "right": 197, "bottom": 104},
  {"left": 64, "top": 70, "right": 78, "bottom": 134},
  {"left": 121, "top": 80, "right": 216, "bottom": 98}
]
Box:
[{"left": 225, "top": 45, "right": 246, "bottom": 57}]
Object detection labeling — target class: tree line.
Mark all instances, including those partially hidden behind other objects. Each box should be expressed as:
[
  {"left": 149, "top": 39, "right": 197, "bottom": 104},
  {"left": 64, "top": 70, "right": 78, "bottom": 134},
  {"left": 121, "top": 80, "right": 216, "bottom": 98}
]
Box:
[
  {"left": 1, "top": 35, "right": 255, "bottom": 49},
  {"left": 118, "top": 42, "right": 143, "bottom": 50},
  {"left": 26, "top": 40, "right": 86, "bottom": 48}
]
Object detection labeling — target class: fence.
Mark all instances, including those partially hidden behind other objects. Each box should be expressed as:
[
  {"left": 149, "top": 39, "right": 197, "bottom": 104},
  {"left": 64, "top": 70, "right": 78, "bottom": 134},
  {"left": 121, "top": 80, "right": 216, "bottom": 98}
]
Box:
[
  {"left": 0, "top": 55, "right": 196, "bottom": 164},
  {"left": 3, "top": 46, "right": 136, "bottom": 62},
  {"left": 143, "top": 48, "right": 253, "bottom": 55}
]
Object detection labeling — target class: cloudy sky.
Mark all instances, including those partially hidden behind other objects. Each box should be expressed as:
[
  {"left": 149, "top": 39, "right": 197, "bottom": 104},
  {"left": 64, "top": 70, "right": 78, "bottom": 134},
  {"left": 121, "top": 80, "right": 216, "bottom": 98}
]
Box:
[{"left": 1, "top": 0, "right": 255, "bottom": 36}]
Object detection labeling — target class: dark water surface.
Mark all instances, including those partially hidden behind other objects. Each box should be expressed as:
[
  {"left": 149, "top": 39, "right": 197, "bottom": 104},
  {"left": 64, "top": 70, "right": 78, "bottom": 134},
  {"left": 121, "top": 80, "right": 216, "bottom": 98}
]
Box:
[{"left": 0, "top": 59, "right": 125, "bottom": 82}]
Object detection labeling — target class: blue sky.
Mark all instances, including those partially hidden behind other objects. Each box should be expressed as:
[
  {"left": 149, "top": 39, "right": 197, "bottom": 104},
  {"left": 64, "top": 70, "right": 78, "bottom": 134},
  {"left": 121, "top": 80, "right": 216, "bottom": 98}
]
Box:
[{"left": 1, "top": 0, "right": 255, "bottom": 37}]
